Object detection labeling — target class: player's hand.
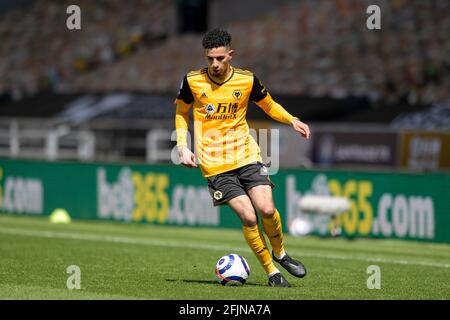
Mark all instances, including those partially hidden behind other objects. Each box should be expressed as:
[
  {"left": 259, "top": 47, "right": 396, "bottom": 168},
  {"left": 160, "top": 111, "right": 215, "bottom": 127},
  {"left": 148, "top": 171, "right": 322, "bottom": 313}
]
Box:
[
  {"left": 292, "top": 117, "right": 310, "bottom": 139},
  {"left": 177, "top": 145, "right": 198, "bottom": 168}
]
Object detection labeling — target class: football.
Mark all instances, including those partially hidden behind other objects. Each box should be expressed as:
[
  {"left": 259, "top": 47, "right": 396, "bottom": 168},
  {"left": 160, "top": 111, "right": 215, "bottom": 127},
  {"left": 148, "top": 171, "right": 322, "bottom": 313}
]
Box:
[{"left": 215, "top": 253, "right": 250, "bottom": 286}]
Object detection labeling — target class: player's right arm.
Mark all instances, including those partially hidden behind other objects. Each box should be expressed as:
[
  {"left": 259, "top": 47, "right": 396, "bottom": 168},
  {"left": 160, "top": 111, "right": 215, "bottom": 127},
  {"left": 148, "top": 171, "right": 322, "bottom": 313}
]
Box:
[{"left": 175, "top": 76, "right": 198, "bottom": 168}]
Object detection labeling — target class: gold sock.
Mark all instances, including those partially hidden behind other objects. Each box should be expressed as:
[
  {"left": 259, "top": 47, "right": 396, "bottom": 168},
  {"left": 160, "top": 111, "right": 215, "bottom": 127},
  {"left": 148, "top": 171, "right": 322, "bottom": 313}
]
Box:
[
  {"left": 262, "top": 209, "right": 285, "bottom": 258},
  {"left": 242, "top": 224, "right": 278, "bottom": 275}
]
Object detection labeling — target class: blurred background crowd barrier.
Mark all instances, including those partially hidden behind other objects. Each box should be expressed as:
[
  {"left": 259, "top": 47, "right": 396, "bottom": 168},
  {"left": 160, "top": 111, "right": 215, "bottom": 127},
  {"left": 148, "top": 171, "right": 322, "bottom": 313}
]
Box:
[{"left": 0, "top": 0, "right": 449, "bottom": 171}]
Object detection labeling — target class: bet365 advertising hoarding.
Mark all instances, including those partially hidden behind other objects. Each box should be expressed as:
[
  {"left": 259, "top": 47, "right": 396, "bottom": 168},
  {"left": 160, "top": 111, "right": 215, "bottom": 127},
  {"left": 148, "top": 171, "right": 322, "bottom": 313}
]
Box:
[{"left": 1, "top": 158, "right": 449, "bottom": 243}]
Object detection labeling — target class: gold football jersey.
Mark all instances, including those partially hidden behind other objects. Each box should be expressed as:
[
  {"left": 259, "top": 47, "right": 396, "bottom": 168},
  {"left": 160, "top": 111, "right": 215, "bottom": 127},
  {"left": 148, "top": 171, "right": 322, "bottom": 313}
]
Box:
[{"left": 175, "top": 67, "right": 293, "bottom": 177}]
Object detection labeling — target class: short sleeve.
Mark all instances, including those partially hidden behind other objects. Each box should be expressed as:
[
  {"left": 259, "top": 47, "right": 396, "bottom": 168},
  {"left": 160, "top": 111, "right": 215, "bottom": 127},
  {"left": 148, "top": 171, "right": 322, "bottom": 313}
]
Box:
[
  {"left": 250, "top": 75, "right": 269, "bottom": 102},
  {"left": 176, "top": 76, "right": 194, "bottom": 104}
]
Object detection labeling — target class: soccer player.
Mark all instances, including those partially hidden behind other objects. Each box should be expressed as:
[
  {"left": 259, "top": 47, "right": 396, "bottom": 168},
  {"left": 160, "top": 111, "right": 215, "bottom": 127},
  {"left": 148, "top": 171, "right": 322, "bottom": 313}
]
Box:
[{"left": 175, "top": 29, "right": 310, "bottom": 287}]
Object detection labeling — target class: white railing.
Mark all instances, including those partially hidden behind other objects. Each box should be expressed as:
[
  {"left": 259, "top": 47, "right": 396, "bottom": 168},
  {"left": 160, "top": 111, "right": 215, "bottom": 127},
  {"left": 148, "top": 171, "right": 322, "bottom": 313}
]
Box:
[
  {"left": 0, "top": 119, "right": 95, "bottom": 161},
  {"left": 0, "top": 118, "right": 175, "bottom": 163}
]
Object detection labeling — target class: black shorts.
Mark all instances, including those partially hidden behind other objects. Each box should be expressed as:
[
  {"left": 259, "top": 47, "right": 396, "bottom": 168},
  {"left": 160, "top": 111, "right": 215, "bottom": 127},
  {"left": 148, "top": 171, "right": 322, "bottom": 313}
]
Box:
[{"left": 206, "top": 162, "right": 275, "bottom": 206}]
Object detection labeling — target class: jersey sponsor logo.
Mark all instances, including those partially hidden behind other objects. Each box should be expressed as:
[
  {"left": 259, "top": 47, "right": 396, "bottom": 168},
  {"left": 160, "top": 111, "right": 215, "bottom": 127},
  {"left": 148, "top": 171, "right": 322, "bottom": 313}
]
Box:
[
  {"left": 232, "top": 89, "right": 242, "bottom": 100},
  {"left": 217, "top": 102, "right": 238, "bottom": 113},
  {"left": 205, "top": 102, "right": 238, "bottom": 120},
  {"left": 206, "top": 114, "right": 237, "bottom": 120}
]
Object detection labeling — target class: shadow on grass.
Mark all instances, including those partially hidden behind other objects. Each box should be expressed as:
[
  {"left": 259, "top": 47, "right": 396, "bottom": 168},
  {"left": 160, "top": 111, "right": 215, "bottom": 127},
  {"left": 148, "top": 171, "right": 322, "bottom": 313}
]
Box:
[{"left": 166, "top": 279, "right": 267, "bottom": 287}]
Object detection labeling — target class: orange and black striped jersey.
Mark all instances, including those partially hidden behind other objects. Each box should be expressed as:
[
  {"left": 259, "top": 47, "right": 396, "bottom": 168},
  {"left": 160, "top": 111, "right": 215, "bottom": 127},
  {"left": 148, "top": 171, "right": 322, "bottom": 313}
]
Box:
[{"left": 175, "top": 67, "right": 294, "bottom": 177}]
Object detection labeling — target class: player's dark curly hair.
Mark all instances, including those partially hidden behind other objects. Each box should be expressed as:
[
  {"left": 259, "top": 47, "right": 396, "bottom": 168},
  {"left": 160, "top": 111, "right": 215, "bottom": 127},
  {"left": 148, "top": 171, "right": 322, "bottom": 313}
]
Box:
[{"left": 202, "top": 28, "right": 231, "bottom": 49}]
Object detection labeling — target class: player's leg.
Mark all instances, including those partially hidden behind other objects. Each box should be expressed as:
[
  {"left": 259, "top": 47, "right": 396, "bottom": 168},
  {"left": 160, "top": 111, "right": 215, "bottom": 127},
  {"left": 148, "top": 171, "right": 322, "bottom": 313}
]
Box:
[
  {"left": 236, "top": 162, "right": 287, "bottom": 259},
  {"left": 247, "top": 184, "right": 307, "bottom": 278},
  {"left": 246, "top": 185, "right": 284, "bottom": 256},
  {"left": 207, "top": 168, "right": 290, "bottom": 286},
  {"left": 226, "top": 195, "right": 280, "bottom": 277}
]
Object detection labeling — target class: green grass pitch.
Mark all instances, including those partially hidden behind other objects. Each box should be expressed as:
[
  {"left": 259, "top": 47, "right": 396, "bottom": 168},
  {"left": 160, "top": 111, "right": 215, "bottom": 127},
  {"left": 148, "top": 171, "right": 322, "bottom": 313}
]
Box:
[{"left": 0, "top": 214, "right": 449, "bottom": 300}]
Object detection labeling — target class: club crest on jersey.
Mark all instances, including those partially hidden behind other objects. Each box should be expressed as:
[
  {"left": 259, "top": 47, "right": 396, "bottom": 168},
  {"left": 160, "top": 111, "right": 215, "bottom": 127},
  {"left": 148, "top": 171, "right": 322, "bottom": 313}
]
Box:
[
  {"left": 213, "top": 191, "right": 223, "bottom": 200},
  {"left": 232, "top": 89, "right": 242, "bottom": 100},
  {"left": 205, "top": 103, "right": 216, "bottom": 115}
]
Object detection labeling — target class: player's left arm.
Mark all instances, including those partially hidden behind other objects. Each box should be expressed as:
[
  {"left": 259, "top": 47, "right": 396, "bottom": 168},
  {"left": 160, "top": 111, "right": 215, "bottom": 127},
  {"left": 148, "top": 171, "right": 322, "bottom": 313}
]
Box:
[{"left": 250, "top": 75, "right": 310, "bottom": 139}]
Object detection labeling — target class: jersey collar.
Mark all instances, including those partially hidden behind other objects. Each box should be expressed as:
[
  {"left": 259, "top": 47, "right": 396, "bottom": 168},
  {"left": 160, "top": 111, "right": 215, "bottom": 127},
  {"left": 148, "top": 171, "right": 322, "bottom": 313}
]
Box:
[{"left": 206, "top": 66, "right": 234, "bottom": 86}]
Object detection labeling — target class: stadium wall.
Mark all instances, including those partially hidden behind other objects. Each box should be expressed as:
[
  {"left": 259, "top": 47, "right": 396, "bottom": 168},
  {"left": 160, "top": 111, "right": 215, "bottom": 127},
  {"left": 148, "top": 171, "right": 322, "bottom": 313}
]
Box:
[{"left": 1, "top": 158, "right": 449, "bottom": 243}]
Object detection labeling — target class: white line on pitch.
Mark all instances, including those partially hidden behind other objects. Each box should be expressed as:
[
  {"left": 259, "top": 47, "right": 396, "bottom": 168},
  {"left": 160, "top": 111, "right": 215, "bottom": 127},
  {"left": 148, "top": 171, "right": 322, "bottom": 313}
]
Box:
[{"left": 1, "top": 227, "right": 449, "bottom": 270}]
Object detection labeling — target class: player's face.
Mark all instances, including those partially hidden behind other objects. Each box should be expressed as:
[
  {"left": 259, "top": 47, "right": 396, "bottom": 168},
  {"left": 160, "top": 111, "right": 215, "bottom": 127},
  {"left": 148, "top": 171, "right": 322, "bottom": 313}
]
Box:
[{"left": 205, "top": 46, "right": 233, "bottom": 79}]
